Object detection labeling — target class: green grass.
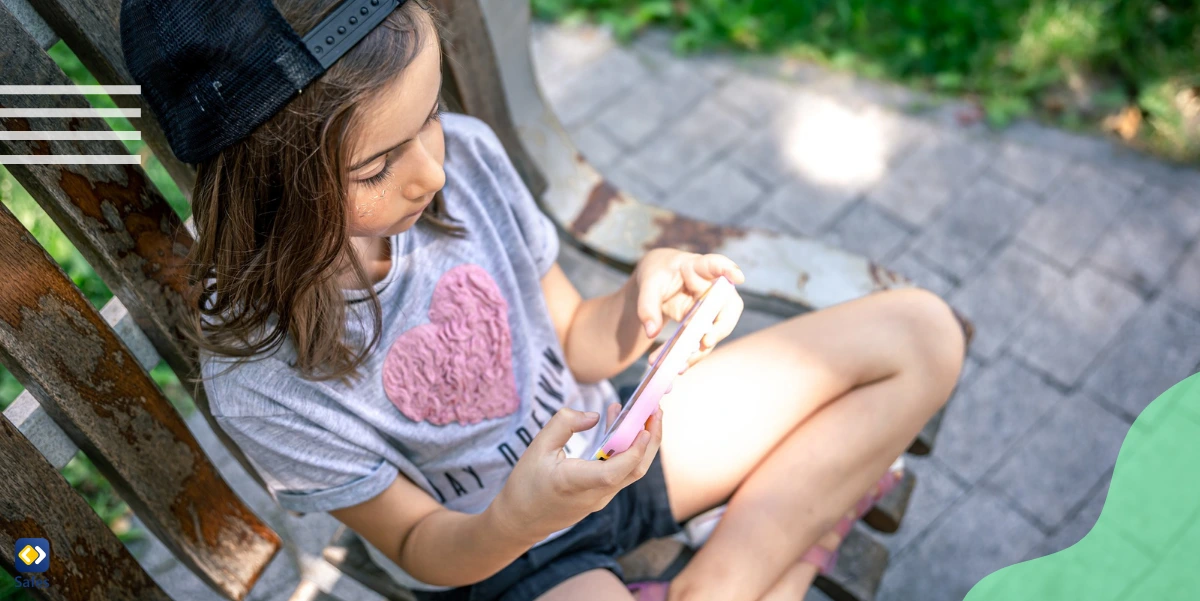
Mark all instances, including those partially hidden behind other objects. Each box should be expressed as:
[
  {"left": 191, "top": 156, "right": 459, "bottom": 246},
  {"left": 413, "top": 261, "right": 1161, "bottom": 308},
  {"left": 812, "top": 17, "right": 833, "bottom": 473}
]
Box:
[
  {"left": 1, "top": 40, "right": 194, "bottom": 565},
  {"left": 534, "top": 0, "right": 1200, "bottom": 162}
]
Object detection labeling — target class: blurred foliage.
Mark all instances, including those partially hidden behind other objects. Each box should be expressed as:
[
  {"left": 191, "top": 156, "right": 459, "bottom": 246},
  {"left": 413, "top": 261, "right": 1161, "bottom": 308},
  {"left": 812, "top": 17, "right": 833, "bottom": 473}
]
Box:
[
  {"left": 1, "top": 40, "right": 193, "bottom": 554},
  {"left": 534, "top": 0, "right": 1200, "bottom": 161}
]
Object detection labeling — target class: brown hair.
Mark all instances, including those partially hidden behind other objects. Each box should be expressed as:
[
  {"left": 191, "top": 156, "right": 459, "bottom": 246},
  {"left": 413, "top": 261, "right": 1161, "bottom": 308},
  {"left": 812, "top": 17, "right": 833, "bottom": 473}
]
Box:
[{"left": 186, "top": 0, "right": 461, "bottom": 385}]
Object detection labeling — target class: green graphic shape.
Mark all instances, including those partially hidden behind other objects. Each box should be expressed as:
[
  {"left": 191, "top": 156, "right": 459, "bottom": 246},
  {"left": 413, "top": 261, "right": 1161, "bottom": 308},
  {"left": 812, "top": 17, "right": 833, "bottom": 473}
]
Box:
[{"left": 964, "top": 372, "right": 1200, "bottom": 600}]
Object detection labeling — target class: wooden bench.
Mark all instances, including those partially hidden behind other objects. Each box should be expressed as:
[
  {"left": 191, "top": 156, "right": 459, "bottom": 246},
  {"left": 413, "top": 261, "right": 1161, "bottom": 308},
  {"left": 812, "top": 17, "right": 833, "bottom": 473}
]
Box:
[{"left": 0, "top": 0, "right": 972, "bottom": 599}]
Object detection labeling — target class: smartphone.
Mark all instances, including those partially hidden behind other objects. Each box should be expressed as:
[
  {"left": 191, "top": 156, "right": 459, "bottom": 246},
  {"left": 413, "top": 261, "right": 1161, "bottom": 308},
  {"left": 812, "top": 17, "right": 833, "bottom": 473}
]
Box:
[{"left": 588, "top": 276, "right": 736, "bottom": 461}]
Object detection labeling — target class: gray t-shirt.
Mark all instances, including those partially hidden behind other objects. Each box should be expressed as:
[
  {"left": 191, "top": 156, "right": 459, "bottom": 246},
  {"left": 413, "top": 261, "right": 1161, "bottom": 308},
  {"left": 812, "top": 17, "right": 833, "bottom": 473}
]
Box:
[{"left": 200, "top": 113, "right": 617, "bottom": 590}]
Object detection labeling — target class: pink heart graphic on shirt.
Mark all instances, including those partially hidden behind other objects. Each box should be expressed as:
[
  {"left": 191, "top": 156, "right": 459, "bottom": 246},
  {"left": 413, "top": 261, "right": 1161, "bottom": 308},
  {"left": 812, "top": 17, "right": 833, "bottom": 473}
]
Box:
[{"left": 382, "top": 264, "right": 520, "bottom": 426}]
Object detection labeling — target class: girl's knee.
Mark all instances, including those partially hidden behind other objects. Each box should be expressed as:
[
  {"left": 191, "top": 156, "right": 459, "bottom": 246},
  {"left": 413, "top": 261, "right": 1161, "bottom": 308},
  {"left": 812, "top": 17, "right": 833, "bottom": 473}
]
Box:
[{"left": 878, "top": 287, "right": 966, "bottom": 399}]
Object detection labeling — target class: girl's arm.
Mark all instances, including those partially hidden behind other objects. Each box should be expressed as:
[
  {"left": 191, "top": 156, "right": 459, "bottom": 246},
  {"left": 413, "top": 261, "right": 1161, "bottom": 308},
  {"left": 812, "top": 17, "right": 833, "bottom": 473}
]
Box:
[
  {"left": 543, "top": 249, "right": 747, "bottom": 385},
  {"left": 329, "top": 406, "right": 663, "bottom": 587}
]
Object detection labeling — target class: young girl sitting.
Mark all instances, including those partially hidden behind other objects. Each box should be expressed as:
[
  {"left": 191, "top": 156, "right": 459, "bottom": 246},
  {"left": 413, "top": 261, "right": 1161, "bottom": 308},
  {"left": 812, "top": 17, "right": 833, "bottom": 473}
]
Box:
[{"left": 149, "top": 1, "right": 964, "bottom": 600}]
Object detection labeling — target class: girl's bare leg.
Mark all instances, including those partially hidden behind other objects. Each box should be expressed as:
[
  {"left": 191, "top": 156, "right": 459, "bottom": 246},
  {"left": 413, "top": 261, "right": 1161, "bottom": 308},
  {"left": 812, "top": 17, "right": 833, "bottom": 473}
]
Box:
[{"left": 657, "top": 288, "right": 965, "bottom": 601}]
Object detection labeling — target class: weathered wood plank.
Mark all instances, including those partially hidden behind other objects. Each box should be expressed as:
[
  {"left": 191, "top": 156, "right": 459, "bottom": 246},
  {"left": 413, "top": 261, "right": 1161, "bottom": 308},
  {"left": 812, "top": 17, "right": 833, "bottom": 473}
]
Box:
[
  {"left": 2, "top": 296, "right": 162, "bottom": 470},
  {"left": 0, "top": 202, "right": 280, "bottom": 601},
  {"left": 616, "top": 528, "right": 888, "bottom": 601},
  {"left": 0, "top": 412, "right": 173, "bottom": 601},
  {"left": 26, "top": 0, "right": 197, "bottom": 197},
  {"left": 430, "top": 0, "right": 547, "bottom": 200},
  {"left": 0, "top": 8, "right": 272, "bottom": 496},
  {"left": 863, "top": 469, "right": 916, "bottom": 534},
  {"left": 1, "top": 0, "right": 58, "bottom": 48}
]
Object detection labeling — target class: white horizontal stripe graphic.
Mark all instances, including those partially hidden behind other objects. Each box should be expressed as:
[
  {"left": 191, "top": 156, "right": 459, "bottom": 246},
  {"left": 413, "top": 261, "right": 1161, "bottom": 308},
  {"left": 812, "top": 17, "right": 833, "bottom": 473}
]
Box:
[
  {"left": 0, "top": 155, "right": 141, "bottom": 165},
  {"left": 0, "top": 131, "right": 141, "bottom": 141},
  {"left": 0, "top": 108, "right": 140, "bottom": 118},
  {"left": 0, "top": 85, "right": 141, "bottom": 95}
]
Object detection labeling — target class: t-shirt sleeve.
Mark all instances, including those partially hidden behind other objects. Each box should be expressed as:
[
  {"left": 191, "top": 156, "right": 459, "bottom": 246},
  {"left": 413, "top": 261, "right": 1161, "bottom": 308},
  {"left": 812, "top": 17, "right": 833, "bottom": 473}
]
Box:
[
  {"left": 214, "top": 413, "right": 399, "bottom": 514},
  {"left": 452, "top": 114, "right": 560, "bottom": 276}
]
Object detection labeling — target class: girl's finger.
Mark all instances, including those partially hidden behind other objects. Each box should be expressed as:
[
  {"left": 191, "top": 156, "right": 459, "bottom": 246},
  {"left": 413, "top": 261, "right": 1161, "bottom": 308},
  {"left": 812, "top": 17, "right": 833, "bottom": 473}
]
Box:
[
  {"left": 692, "top": 254, "right": 745, "bottom": 285},
  {"left": 626, "top": 408, "right": 664, "bottom": 486},
  {"left": 701, "top": 293, "right": 744, "bottom": 349},
  {"left": 605, "top": 402, "right": 621, "bottom": 429},
  {"left": 636, "top": 271, "right": 670, "bottom": 338}
]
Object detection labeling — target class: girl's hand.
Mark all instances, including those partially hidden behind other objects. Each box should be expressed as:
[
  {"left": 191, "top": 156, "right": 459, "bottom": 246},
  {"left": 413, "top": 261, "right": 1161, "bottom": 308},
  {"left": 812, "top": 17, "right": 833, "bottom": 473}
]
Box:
[
  {"left": 634, "top": 249, "right": 746, "bottom": 371},
  {"left": 489, "top": 406, "right": 663, "bottom": 544}
]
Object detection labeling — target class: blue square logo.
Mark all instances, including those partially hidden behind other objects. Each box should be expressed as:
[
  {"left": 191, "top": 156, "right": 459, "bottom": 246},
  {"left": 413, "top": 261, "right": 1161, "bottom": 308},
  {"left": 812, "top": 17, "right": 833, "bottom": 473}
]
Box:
[{"left": 14, "top": 538, "right": 49, "bottom": 573}]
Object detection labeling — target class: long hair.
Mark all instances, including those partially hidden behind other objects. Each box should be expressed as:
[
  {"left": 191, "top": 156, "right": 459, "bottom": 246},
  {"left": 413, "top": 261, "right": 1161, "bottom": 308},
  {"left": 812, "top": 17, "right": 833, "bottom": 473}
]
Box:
[{"left": 186, "top": 0, "right": 462, "bottom": 385}]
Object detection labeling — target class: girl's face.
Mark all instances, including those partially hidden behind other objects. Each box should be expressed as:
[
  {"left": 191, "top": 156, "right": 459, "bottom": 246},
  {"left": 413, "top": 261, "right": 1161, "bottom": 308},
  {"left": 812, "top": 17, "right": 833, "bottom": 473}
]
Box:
[{"left": 345, "top": 28, "right": 445, "bottom": 238}]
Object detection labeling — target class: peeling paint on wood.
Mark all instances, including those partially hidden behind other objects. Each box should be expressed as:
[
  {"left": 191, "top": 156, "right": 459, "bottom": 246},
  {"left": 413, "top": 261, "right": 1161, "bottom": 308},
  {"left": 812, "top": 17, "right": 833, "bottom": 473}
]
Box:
[
  {"left": 1, "top": 415, "right": 173, "bottom": 601},
  {"left": 0, "top": 203, "right": 279, "bottom": 601}
]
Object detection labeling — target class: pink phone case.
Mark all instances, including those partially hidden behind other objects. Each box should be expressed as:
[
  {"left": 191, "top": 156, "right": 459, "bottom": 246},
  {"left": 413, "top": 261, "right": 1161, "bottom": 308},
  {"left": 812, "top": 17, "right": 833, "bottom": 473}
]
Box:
[{"left": 588, "top": 276, "right": 736, "bottom": 461}]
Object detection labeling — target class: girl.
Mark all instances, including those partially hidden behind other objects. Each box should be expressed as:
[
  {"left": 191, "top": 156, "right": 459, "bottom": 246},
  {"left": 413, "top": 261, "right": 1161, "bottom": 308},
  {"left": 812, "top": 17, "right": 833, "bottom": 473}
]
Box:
[{"left": 182, "top": 1, "right": 965, "bottom": 600}]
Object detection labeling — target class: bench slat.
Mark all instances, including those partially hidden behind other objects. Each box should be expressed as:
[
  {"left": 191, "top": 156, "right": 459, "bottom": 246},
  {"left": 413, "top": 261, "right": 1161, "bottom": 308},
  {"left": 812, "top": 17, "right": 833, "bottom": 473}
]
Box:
[
  {"left": 0, "top": 9, "right": 272, "bottom": 496},
  {"left": 3, "top": 296, "right": 162, "bottom": 470},
  {"left": 0, "top": 203, "right": 280, "bottom": 601},
  {"left": 0, "top": 412, "right": 173, "bottom": 601},
  {"left": 1, "top": 0, "right": 58, "bottom": 48},
  {"left": 26, "top": 0, "right": 197, "bottom": 197}
]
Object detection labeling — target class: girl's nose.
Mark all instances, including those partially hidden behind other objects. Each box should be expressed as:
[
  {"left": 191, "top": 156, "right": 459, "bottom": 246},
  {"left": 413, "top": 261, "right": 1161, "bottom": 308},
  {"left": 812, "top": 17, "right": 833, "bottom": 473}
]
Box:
[{"left": 403, "top": 138, "right": 445, "bottom": 201}]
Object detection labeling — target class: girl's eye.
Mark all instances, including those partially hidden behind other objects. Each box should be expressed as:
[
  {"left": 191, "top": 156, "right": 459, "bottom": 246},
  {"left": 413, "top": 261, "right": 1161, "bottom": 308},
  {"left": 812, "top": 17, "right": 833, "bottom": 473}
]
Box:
[
  {"left": 361, "top": 164, "right": 394, "bottom": 188},
  {"left": 357, "top": 104, "right": 442, "bottom": 188}
]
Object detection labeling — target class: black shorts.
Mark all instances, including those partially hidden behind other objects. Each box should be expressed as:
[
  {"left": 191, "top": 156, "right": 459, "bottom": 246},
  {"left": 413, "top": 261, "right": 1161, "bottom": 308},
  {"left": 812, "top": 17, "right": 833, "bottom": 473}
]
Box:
[{"left": 411, "top": 453, "right": 683, "bottom": 601}]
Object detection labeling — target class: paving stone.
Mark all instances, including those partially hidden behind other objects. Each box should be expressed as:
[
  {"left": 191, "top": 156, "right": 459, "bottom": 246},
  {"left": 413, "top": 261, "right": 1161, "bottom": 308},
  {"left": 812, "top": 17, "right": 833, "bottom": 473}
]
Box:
[
  {"left": 737, "top": 176, "right": 860, "bottom": 237},
  {"left": 540, "top": 46, "right": 648, "bottom": 128},
  {"left": 1090, "top": 186, "right": 1200, "bottom": 294},
  {"left": 988, "top": 142, "right": 1073, "bottom": 198},
  {"left": 821, "top": 200, "right": 914, "bottom": 262},
  {"left": 936, "top": 357, "right": 1067, "bottom": 483},
  {"left": 660, "top": 159, "right": 765, "bottom": 224},
  {"left": 983, "top": 392, "right": 1129, "bottom": 529},
  {"left": 910, "top": 177, "right": 1037, "bottom": 280},
  {"left": 1002, "top": 120, "right": 1124, "bottom": 164},
  {"left": 1164, "top": 241, "right": 1200, "bottom": 314},
  {"left": 629, "top": 27, "right": 738, "bottom": 86},
  {"left": 569, "top": 122, "right": 625, "bottom": 171},
  {"left": 876, "top": 488, "right": 1044, "bottom": 601},
  {"left": 1014, "top": 162, "right": 1140, "bottom": 270},
  {"left": 1010, "top": 268, "right": 1143, "bottom": 386},
  {"left": 247, "top": 551, "right": 302, "bottom": 601},
  {"left": 623, "top": 96, "right": 748, "bottom": 191},
  {"left": 591, "top": 54, "right": 713, "bottom": 147},
  {"left": 876, "top": 455, "right": 968, "bottom": 557},
  {"left": 530, "top": 22, "right": 618, "bottom": 83},
  {"left": 865, "top": 131, "right": 993, "bottom": 226},
  {"left": 150, "top": 559, "right": 227, "bottom": 601},
  {"left": 882, "top": 249, "right": 956, "bottom": 298},
  {"left": 1026, "top": 478, "right": 1110, "bottom": 561},
  {"left": 948, "top": 245, "right": 1067, "bottom": 360},
  {"left": 713, "top": 72, "right": 796, "bottom": 126},
  {"left": 728, "top": 91, "right": 877, "bottom": 191},
  {"left": 1083, "top": 299, "right": 1200, "bottom": 419}
]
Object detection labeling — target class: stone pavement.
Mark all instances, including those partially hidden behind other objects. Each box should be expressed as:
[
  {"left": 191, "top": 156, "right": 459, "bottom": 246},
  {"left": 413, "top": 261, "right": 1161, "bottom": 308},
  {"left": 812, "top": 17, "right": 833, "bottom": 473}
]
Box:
[
  {"left": 124, "top": 20, "right": 1200, "bottom": 601},
  {"left": 532, "top": 19, "right": 1200, "bottom": 601}
]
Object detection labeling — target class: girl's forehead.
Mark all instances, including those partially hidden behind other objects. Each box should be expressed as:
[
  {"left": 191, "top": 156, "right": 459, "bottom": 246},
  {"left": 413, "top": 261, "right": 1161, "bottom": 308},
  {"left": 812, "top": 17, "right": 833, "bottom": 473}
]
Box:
[{"left": 349, "top": 30, "right": 442, "bottom": 166}]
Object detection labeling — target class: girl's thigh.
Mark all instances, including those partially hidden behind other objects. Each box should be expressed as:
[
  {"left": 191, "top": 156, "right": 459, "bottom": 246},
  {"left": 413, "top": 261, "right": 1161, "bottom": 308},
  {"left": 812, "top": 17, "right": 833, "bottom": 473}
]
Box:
[
  {"left": 658, "top": 287, "right": 957, "bottom": 522},
  {"left": 535, "top": 569, "right": 633, "bottom": 601}
]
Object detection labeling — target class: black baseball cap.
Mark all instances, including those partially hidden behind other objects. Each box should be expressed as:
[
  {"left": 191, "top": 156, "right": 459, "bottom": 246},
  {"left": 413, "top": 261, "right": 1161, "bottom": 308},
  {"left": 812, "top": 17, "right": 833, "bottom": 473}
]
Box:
[{"left": 120, "top": 0, "right": 407, "bottom": 164}]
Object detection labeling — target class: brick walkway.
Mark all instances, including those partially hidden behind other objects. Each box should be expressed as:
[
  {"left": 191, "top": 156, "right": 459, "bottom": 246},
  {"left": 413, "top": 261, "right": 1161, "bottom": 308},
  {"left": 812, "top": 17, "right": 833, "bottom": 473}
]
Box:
[
  {"left": 128, "top": 21, "right": 1200, "bottom": 601},
  {"left": 533, "top": 21, "right": 1200, "bottom": 601}
]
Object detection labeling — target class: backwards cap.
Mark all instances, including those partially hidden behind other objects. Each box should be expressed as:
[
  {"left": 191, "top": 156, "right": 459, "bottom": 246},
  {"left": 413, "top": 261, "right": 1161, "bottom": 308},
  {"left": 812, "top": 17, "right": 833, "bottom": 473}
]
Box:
[{"left": 120, "top": 0, "right": 406, "bottom": 164}]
